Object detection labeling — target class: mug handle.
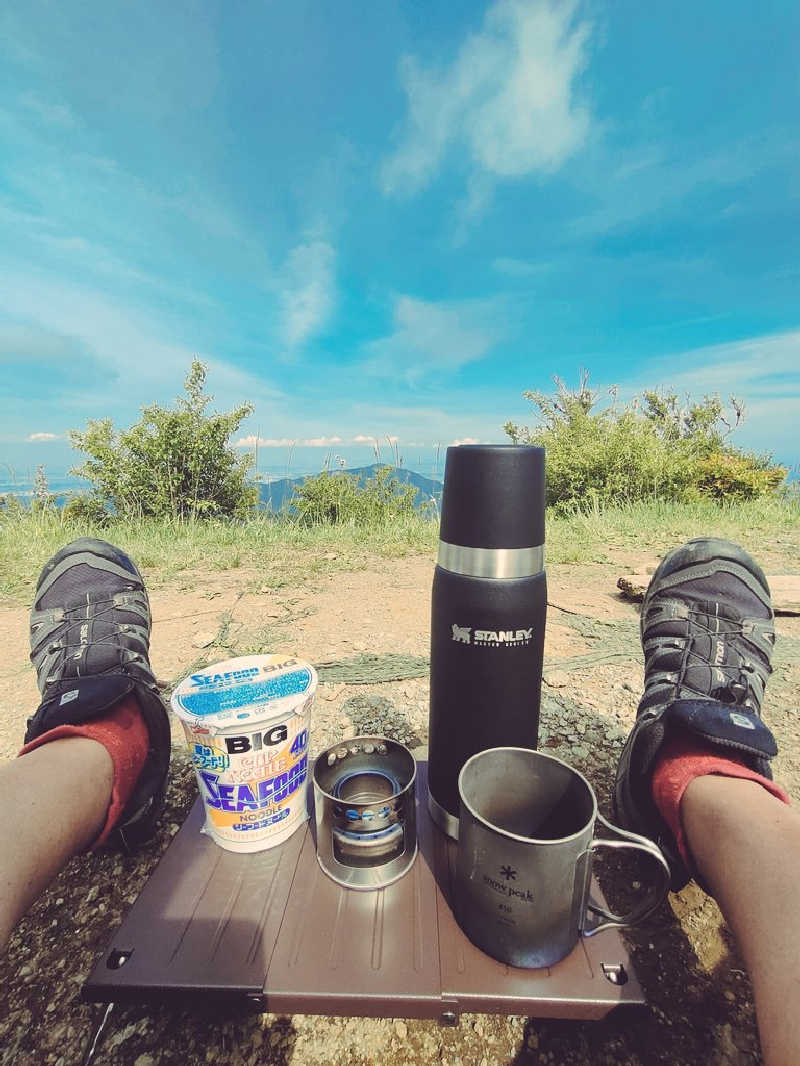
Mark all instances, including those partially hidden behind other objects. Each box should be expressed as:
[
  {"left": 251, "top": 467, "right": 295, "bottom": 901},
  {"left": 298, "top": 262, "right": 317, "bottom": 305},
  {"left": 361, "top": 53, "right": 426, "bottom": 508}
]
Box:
[{"left": 579, "top": 812, "right": 671, "bottom": 936}]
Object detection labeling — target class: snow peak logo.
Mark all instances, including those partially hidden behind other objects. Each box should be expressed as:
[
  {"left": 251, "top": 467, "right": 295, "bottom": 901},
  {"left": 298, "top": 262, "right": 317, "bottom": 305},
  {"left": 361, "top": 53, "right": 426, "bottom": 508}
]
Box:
[
  {"left": 452, "top": 623, "right": 534, "bottom": 647},
  {"left": 483, "top": 872, "right": 534, "bottom": 902}
]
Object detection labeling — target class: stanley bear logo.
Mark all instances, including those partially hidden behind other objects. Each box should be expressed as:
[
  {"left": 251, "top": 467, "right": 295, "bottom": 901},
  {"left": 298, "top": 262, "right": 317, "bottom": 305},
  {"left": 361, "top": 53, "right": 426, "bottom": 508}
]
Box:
[{"left": 451, "top": 624, "right": 472, "bottom": 644}]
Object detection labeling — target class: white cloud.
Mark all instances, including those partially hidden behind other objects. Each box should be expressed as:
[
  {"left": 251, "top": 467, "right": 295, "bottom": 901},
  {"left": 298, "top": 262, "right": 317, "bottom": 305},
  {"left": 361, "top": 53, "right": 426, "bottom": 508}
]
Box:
[
  {"left": 281, "top": 239, "right": 336, "bottom": 347},
  {"left": 235, "top": 436, "right": 294, "bottom": 449},
  {"left": 304, "top": 435, "right": 343, "bottom": 447},
  {"left": 26, "top": 431, "right": 59, "bottom": 441},
  {"left": 381, "top": 0, "right": 591, "bottom": 197},
  {"left": 353, "top": 434, "right": 375, "bottom": 443},
  {"left": 452, "top": 437, "right": 481, "bottom": 446},
  {"left": 235, "top": 435, "right": 344, "bottom": 448},
  {"left": 341, "top": 401, "right": 513, "bottom": 449},
  {"left": 361, "top": 294, "right": 507, "bottom": 381}
]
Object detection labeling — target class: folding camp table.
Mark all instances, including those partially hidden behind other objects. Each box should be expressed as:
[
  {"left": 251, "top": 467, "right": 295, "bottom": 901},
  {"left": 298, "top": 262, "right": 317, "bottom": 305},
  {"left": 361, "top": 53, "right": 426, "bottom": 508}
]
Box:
[{"left": 85, "top": 759, "right": 644, "bottom": 1024}]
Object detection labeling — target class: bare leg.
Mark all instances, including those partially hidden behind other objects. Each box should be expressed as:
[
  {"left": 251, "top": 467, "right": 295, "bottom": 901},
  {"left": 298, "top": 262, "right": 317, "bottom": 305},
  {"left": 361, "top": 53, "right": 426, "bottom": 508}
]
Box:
[
  {"left": 0, "top": 738, "right": 113, "bottom": 950},
  {"left": 682, "top": 775, "right": 800, "bottom": 1066}
]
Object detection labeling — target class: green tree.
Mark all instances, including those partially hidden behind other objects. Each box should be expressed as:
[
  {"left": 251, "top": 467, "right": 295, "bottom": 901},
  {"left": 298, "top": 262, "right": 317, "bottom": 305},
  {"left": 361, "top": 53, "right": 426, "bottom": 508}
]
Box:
[{"left": 70, "top": 361, "right": 256, "bottom": 519}]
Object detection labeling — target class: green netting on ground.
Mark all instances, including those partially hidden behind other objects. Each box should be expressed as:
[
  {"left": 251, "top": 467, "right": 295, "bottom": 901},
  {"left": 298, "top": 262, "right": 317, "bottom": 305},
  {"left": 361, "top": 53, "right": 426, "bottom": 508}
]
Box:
[{"left": 315, "top": 653, "right": 430, "bottom": 684}]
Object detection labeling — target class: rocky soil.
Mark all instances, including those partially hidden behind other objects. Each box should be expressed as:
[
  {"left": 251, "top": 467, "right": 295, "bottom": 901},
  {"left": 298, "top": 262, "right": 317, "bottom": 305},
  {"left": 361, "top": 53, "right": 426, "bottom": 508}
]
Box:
[{"left": 1, "top": 544, "right": 799, "bottom": 1066}]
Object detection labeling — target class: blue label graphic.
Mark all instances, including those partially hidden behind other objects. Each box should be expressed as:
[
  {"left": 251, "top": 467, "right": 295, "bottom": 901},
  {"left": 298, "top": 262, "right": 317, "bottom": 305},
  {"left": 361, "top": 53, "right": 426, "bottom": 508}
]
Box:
[{"left": 178, "top": 668, "right": 313, "bottom": 717}]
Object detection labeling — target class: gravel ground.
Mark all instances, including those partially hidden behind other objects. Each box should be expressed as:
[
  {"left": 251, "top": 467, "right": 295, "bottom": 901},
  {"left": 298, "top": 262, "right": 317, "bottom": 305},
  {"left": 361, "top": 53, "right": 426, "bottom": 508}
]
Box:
[{"left": 1, "top": 550, "right": 798, "bottom": 1066}]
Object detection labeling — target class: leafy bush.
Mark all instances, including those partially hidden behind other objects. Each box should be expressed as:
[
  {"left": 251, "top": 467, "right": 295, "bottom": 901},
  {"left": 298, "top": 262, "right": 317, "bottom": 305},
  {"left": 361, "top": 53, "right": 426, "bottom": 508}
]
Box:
[
  {"left": 69, "top": 361, "right": 256, "bottom": 520},
  {"left": 292, "top": 466, "right": 424, "bottom": 526},
  {"left": 694, "top": 451, "right": 788, "bottom": 501},
  {"left": 505, "top": 373, "right": 786, "bottom": 511},
  {"left": 62, "top": 494, "right": 113, "bottom": 527}
]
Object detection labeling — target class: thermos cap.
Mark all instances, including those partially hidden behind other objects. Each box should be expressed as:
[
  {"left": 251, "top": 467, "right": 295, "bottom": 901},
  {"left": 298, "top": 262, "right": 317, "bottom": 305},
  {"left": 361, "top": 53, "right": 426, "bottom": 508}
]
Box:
[{"left": 439, "top": 445, "right": 545, "bottom": 551}]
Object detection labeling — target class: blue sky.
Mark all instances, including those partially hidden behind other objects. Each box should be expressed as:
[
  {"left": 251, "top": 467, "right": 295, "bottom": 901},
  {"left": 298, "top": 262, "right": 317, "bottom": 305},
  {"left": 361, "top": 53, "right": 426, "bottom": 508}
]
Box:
[{"left": 2, "top": 0, "right": 799, "bottom": 479}]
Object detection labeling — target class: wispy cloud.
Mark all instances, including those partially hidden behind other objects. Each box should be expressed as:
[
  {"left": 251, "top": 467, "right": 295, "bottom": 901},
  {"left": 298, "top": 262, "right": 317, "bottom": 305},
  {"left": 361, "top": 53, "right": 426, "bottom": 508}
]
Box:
[
  {"left": 612, "top": 329, "right": 800, "bottom": 458},
  {"left": 0, "top": 271, "right": 282, "bottom": 417},
  {"left": 492, "top": 256, "right": 552, "bottom": 277},
  {"left": 381, "top": 0, "right": 592, "bottom": 198},
  {"left": 629, "top": 329, "right": 800, "bottom": 399},
  {"left": 452, "top": 436, "right": 482, "bottom": 445},
  {"left": 280, "top": 239, "right": 337, "bottom": 348},
  {"left": 361, "top": 294, "right": 508, "bottom": 382},
  {"left": 568, "top": 124, "right": 799, "bottom": 239},
  {"left": 19, "top": 91, "right": 76, "bottom": 128},
  {"left": 26, "top": 431, "right": 60, "bottom": 441}
]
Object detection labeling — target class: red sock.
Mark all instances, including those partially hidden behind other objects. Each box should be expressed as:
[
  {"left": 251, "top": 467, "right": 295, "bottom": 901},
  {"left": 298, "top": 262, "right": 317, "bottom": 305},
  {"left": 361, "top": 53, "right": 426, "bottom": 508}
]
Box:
[
  {"left": 19, "top": 694, "right": 149, "bottom": 850},
  {"left": 651, "top": 733, "right": 790, "bottom": 870}
]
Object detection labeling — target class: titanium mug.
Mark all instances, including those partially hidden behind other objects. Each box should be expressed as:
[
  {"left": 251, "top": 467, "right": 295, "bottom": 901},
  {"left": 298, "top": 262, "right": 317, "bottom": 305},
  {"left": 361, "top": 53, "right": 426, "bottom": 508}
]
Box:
[{"left": 455, "top": 747, "right": 671, "bottom": 969}]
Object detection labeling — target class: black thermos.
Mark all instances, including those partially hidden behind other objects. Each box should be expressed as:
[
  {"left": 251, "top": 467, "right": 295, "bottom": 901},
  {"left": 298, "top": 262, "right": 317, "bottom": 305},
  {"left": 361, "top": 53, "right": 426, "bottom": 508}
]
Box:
[{"left": 428, "top": 445, "right": 546, "bottom": 838}]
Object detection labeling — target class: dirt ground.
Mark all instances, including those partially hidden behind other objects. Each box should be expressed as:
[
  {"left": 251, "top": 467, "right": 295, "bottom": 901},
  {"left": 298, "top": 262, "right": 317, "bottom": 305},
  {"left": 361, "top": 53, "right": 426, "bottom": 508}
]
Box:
[{"left": 1, "top": 543, "right": 799, "bottom": 1066}]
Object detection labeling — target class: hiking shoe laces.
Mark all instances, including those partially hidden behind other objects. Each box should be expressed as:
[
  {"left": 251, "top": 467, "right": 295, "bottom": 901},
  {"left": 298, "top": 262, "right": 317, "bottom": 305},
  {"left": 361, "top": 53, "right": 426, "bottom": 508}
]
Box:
[
  {"left": 25, "top": 538, "right": 171, "bottom": 850},
  {"left": 614, "top": 537, "right": 778, "bottom": 888}
]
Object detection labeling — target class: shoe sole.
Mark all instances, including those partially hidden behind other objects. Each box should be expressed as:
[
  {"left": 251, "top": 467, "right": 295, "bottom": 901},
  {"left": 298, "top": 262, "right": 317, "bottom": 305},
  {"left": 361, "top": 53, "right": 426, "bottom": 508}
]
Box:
[{"left": 640, "top": 537, "right": 771, "bottom": 640}]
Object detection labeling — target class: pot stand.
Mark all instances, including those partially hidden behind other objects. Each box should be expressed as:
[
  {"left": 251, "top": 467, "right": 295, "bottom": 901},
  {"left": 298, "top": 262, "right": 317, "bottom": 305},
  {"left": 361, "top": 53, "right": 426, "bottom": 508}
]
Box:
[{"left": 84, "top": 760, "right": 644, "bottom": 1024}]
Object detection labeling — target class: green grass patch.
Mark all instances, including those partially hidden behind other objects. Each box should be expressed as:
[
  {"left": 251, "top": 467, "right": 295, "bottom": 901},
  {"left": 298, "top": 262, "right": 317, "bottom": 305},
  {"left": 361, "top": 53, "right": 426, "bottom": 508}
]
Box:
[
  {"left": 0, "top": 509, "right": 439, "bottom": 602},
  {"left": 546, "top": 495, "right": 800, "bottom": 565},
  {"left": 3, "top": 495, "right": 798, "bottom": 603}
]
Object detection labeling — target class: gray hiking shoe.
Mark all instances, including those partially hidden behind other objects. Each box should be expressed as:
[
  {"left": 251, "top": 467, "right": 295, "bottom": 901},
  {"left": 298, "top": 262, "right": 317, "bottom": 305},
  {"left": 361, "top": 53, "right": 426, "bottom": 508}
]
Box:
[
  {"left": 614, "top": 537, "right": 778, "bottom": 888},
  {"left": 26, "top": 538, "right": 171, "bottom": 850}
]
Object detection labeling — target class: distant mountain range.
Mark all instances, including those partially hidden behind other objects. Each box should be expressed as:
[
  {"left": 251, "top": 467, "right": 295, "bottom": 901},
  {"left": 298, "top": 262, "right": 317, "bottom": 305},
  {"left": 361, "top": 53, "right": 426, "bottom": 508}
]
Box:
[{"left": 256, "top": 464, "right": 443, "bottom": 513}]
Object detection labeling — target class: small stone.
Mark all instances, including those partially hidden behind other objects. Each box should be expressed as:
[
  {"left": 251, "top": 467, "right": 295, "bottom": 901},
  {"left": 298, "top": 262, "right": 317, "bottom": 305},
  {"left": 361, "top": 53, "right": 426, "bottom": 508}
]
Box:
[
  {"left": 134, "top": 1056, "right": 156, "bottom": 1066},
  {"left": 192, "top": 631, "right": 217, "bottom": 649},
  {"left": 544, "top": 671, "right": 569, "bottom": 689},
  {"left": 85, "top": 886, "right": 99, "bottom": 904}
]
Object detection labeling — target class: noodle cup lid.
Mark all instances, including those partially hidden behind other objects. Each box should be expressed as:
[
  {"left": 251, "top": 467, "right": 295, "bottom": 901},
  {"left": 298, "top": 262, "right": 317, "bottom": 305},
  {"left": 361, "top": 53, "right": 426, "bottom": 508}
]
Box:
[{"left": 170, "top": 653, "right": 317, "bottom": 725}]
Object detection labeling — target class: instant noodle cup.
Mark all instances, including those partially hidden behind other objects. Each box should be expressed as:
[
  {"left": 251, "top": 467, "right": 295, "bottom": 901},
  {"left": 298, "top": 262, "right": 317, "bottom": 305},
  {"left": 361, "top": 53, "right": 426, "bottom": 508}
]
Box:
[{"left": 171, "top": 654, "right": 316, "bottom": 852}]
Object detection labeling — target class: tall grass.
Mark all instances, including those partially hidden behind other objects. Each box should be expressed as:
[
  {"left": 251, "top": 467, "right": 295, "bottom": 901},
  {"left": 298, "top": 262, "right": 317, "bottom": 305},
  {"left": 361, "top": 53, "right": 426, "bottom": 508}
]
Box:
[
  {"left": 2, "top": 494, "right": 798, "bottom": 602},
  {"left": 0, "top": 509, "right": 438, "bottom": 600}
]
